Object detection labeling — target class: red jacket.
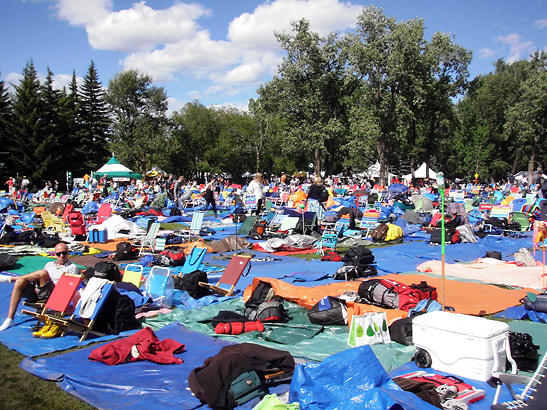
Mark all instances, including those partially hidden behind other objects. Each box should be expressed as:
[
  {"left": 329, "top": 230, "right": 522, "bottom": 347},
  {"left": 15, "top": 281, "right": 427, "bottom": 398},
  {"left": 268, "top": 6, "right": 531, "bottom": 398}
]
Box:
[{"left": 89, "top": 327, "right": 185, "bottom": 365}]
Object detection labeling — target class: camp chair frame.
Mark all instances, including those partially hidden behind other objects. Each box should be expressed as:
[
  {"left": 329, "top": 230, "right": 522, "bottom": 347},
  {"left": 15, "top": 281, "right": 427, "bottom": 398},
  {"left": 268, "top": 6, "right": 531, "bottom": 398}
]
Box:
[
  {"left": 491, "top": 349, "right": 547, "bottom": 409},
  {"left": 21, "top": 273, "right": 83, "bottom": 326},
  {"left": 137, "top": 221, "right": 161, "bottom": 255},
  {"left": 143, "top": 266, "right": 174, "bottom": 307},
  {"left": 41, "top": 210, "right": 70, "bottom": 233},
  {"left": 178, "top": 211, "right": 205, "bottom": 243},
  {"left": 87, "top": 203, "right": 112, "bottom": 227},
  {"left": 199, "top": 254, "right": 251, "bottom": 296},
  {"left": 315, "top": 227, "right": 338, "bottom": 255},
  {"left": 269, "top": 216, "right": 299, "bottom": 238},
  {"left": 358, "top": 210, "right": 380, "bottom": 238},
  {"left": 49, "top": 278, "right": 116, "bottom": 342}
]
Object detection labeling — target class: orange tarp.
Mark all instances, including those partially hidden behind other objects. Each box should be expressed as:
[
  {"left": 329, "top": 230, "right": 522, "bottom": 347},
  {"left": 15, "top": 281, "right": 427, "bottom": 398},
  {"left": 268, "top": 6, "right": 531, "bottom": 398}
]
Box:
[{"left": 243, "top": 274, "right": 536, "bottom": 326}]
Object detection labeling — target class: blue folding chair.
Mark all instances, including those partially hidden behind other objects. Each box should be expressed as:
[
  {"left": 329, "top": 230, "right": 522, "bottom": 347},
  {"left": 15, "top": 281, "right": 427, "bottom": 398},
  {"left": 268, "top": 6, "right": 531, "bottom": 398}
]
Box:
[{"left": 180, "top": 247, "right": 207, "bottom": 275}]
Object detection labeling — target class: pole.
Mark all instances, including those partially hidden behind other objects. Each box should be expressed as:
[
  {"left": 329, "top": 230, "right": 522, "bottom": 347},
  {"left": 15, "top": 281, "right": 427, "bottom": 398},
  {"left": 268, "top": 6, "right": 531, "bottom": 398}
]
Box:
[{"left": 438, "top": 172, "right": 446, "bottom": 310}]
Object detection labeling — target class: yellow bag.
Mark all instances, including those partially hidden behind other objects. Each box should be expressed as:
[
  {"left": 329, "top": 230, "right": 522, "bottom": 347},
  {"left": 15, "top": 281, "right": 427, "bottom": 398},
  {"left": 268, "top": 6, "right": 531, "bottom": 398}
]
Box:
[{"left": 384, "top": 223, "right": 403, "bottom": 241}]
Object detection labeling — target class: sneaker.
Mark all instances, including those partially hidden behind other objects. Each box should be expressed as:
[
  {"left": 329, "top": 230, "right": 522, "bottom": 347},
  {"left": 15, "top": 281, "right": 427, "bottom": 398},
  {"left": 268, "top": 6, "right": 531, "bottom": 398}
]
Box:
[
  {"left": 32, "top": 321, "right": 53, "bottom": 338},
  {"left": 40, "top": 322, "right": 64, "bottom": 339}
]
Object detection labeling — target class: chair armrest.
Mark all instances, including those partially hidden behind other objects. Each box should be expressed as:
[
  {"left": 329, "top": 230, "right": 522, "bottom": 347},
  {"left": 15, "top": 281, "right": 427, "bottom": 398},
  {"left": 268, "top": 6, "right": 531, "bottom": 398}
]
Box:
[{"left": 491, "top": 371, "right": 530, "bottom": 385}]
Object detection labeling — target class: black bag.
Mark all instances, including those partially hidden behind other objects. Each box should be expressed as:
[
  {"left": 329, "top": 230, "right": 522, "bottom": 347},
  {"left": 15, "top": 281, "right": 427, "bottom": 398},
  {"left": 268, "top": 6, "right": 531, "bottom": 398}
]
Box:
[
  {"left": 0, "top": 254, "right": 18, "bottom": 269},
  {"left": 507, "top": 331, "right": 540, "bottom": 372},
  {"left": 113, "top": 242, "right": 138, "bottom": 261},
  {"left": 156, "top": 249, "right": 186, "bottom": 266},
  {"left": 429, "top": 229, "right": 443, "bottom": 244},
  {"left": 170, "top": 207, "right": 181, "bottom": 216},
  {"left": 245, "top": 281, "right": 275, "bottom": 308},
  {"left": 230, "top": 371, "right": 268, "bottom": 406},
  {"left": 521, "top": 293, "right": 547, "bottom": 313},
  {"left": 93, "top": 289, "right": 141, "bottom": 335},
  {"left": 319, "top": 186, "right": 329, "bottom": 203},
  {"left": 93, "top": 261, "right": 123, "bottom": 282},
  {"left": 371, "top": 223, "right": 389, "bottom": 241},
  {"left": 233, "top": 213, "right": 247, "bottom": 223},
  {"left": 308, "top": 296, "right": 347, "bottom": 325},
  {"left": 342, "top": 245, "right": 374, "bottom": 265},
  {"left": 173, "top": 270, "right": 212, "bottom": 299},
  {"left": 389, "top": 317, "right": 414, "bottom": 346},
  {"left": 211, "top": 311, "right": 250, "bottom": 328},
  {"left": 244, "top": 300, "right": 289, "bottom": 323},
  {"left": 485, "top": 251, "right": 502, "bottom": 260},
  {"left": 248, "top": 219, "right": 267, "bottom": 239}
]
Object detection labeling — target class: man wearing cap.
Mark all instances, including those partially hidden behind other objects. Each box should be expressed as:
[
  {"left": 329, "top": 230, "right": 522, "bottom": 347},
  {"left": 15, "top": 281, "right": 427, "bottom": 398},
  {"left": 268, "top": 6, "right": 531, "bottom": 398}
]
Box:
[{"left": 0, "top": 242, "right": 79, "bottom": 334}]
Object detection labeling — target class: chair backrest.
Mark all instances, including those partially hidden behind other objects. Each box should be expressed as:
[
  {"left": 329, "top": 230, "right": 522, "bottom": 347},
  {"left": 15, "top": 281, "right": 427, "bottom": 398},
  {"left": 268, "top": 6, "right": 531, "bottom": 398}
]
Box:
[
  {"left": 44, "top": 273, "right": 83, "bottom": 313},
  {"left": 490, "top": 205, "right": 511, "bottom": 219},
  {"left": 146, "top": 222, "right": 161, "bottom": 240},
  {"left": 122, "top": 264, "right": 144, "bottom": 288},
  {"left": 190, "top": 211, "right": 205, "bottom": 234},
  {"left": 144, "top": 266, "right": 174, "bottom": 307},
  {"left": 97, "top": 203, "right": 112, "bottom": 223},
  {"left": 181, "top": 247, "right": 207, "bottom": 275},
  {"left": 218, "top": 255, "right": 251, "bottom": 287},
  {"left": 238, "top": 215, "right": 257, "bottom": 235},
  {"left": 279, "top": 216, "right": 299, "bottom": 232},
  {"left": 77, "top": 277, "right": 114, "bottom": 319}
]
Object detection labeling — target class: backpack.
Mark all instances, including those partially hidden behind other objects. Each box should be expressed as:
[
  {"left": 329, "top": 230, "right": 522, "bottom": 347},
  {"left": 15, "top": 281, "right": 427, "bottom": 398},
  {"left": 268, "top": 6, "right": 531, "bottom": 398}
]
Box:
[
  {"left": 93, "top": 289, "right": 141, "bottom": 335},
  {"left": 0, "top": 254, "right": 18, "bottom": 269},
  {"left": 371, "top": 223, "right": 389, "bottom": 241},
  {"left": 408, "top": 281, "right": 438, "bottom": 301},
  {"left": 157, "top": 249, "right": 186, "bottom": 266},
  {"left": 244, "top": 300, "right": 289, "bottom": 323},
  {"left": 520, "top": 293, "right": 547, "bottom": 313},
  {"left": 113, "top": 242, "right": 138, "bottom": 261},
  {"left": 342, "top": 245, "right": 374, "bottom": 265},
  {"left": 308, "top": 296, "right": 347, "bottom": 325},
  {"left": 173, "top": 270, "right": 212, "bottom": 299},
  {"left": 248, "top": 219, "right": 267, "bottom": 239},
  {"left": 169, "top": 207, "right": 181, "bottom": 217},
  {"left": 319, "top": 186, "right": 329, "bottom": 203},
  {"left": 92, "top": 261, "right": 123, "bottom": 282},
  {"left": 334, "top": 264, "right": 377, "bottom": 281},
  {"left": 245, "top": 281, "right": 275, "bottom": 308},
  {"left": 507, "top": 331, "right": 540, "bottom": 372},
  {"left": 389, "top": 317, "right": 414, "bottom": 346},
  {"left": 408, "top": 299, "right": 443, "bottom": 317},
  {"left": 357, "top": 278, "right": 421, "bottom": 311}
]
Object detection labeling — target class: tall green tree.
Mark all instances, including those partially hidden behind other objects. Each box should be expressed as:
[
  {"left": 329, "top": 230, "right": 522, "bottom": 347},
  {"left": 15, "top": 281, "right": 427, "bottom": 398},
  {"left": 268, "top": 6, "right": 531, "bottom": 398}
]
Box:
[
  {"left": 0, "top": 72, "right": 13, "bottom": 180},
  {"left": 345, "top": 7, "right": 471, "bottom": 184},
  {"left": 258, "top": 19, "right": 351, "bottom": 175},
  {"left": 10, "top": 60, "right": 44, "bottom": 186},
  {"left": 78, "top": 61, "right": 111, "bottom": 173},
  {"left": 106, "top": 69, "right": 170, "bottom": 176}
]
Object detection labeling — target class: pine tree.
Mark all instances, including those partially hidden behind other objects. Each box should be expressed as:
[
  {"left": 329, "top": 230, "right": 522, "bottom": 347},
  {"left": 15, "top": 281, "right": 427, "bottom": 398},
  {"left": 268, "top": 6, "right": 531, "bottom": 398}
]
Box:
[
  {"left": 0, "top": 72, "right": 14, "bottom": 180},
  {"left": 78, "top": 61, "right": 111, "bottom": 173},
  {"left": 11, "top": 60, "right": 43, "bottom": 186}
]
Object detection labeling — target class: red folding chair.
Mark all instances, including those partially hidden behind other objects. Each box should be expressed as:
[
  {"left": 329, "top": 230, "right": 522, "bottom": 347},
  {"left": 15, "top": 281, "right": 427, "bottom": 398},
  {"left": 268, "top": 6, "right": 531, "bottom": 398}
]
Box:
[{"left": 199, "top": 255, "right": 251, "bottom": 296}]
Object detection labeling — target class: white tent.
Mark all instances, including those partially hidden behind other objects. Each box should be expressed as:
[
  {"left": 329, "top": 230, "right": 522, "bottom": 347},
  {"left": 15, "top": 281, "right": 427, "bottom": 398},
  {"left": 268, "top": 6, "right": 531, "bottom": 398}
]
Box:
[
  {"left": 95, "top": 156, "right": 142, "bottom": 180},
  {"left": 363, "top": 161, "right": 397, "bottom": 180},
  {"left": 403, "top": 163, "right": 438, "bottom": 181}
]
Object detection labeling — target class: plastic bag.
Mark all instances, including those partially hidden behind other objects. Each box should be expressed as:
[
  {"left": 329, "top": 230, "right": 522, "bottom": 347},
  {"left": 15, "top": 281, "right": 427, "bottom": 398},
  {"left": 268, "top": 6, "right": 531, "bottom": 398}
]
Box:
[{"left": 348, "top": 311, "right": 391, "bottom": 347}]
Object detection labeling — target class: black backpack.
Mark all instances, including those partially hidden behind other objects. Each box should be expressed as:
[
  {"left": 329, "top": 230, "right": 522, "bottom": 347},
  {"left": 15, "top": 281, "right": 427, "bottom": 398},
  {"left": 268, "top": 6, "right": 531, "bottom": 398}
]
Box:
[
  {"left": 170, "top": 207, "right": 182, "bottom": 216},
  {"left": 173, "top": 270, "right": 212, "bottom": 299},
  {"left": 342, "top": 245, "right": 375, "bottom": 265},
  {"left": 319, "top": 186, "right": 329, "bottom": 203},
  {"left": 93, "top": 289, "right": 141, "bottom": 335},
  {"left": 93, "top": 261, "right": 123, "bottom": 282},
  {"left": 113, "top": 242, "right": 138, "bottom": 261},
  {"left": 245, "top": 281, "right": 275, "bottom": 309},
  {"left": 308, "top": 296, "right": 347, "bottom": 325},
  {"left": 244, "top": 300, "right": 289, "bottom": 323}
]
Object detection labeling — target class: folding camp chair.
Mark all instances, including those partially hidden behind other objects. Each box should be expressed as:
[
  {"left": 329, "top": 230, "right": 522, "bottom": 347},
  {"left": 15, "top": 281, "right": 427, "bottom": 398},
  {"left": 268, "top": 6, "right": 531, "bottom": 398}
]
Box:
[
  {"left": 21, "top": 273, "right": 83, "bottom": 326},
  {"left": 179, "top": 246, "right": 207, "bottom": 275},
  {"left": 359, "top": 210, "right": 380, "bottom": 238},
  {"left": 315, "top": 227, "right": 338, "bottom": 255},
  {"left": 87, "top": 203, "right": 112, "bottom": 226},
  {"left": 143, "top": 266, "right": 175, "bottom": 307},
  {"left": 41, "top": 210, "right": 69, "bottom": 233},
  {"left": 198, "top": 254, "right": 250, "bottom": 296},
  {"left": 491, "top": 349, "right": 547, "bottom": 409},
  {"left": 178, "top": 211, "right": 205, "bottom": 242},
  {"left": 138, "top": 222, "right": 161, "bottom": 255},
  {"left": 48, "top": 277, "right": 116, "bottom": 342},
  {"left": 238, "top": 215, "right": 257, "bottom": 236},
  {"left": 122, "top": 264, "right": 144, "bottom": 288},
  {"left": 270, "top": 216, "right": 299, "bottom": 237}
]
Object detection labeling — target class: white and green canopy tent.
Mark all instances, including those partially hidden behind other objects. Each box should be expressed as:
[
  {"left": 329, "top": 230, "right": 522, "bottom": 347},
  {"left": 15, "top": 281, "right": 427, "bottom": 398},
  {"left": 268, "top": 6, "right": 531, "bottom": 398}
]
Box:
[{"left": 94, "top": 156, "right": 142, "bottom": 180}]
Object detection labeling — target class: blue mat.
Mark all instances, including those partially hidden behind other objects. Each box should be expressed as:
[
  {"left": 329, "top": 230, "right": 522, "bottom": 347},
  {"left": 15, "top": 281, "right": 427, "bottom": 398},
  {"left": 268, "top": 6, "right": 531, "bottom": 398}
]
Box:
[
  {"left": 20, "top": 323, "right": 289, "bottom": 410},
  {"left": 372, "top": 235, "right": 533, "bottom": 274}
]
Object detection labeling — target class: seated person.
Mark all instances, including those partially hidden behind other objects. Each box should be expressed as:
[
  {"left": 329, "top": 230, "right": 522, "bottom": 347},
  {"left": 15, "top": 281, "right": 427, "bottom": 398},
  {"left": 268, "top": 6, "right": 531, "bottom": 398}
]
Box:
[{"left": 0, "top": 242, "right": 80, "bottom": 333}]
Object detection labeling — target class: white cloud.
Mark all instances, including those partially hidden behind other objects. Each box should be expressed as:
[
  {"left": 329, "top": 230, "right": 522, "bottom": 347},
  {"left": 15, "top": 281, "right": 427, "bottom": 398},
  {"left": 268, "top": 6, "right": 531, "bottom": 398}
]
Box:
[
  {"left": 3, "top": 71, "right": 82, "bottom": 93},
  {"left": 52, "top": 0, "right": 362, "bottom": 104},
  {"left": 533, "top": 18, "right": 547, "bottom": 29},
  {"left": 494, "top": 33, "right": 535, "bottom": 63},
  {"left": 477, "top": 48, "right": 496, "bottom": 59},
  {"left": 228, "top": 0, "right": 361, "bottom": 51}
]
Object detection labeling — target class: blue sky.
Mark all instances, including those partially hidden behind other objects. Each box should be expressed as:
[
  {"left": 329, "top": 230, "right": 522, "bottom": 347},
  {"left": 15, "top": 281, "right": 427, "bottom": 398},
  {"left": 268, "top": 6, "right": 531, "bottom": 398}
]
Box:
[{"left": 1, "top": 0, "right": 545, "bottom": 113}]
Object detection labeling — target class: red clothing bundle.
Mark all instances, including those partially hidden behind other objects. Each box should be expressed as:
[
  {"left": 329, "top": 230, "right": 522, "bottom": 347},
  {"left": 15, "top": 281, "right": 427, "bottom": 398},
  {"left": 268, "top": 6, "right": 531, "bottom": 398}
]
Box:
[{"left": 89, "top": 327, "right": 185, "bottom": 365}]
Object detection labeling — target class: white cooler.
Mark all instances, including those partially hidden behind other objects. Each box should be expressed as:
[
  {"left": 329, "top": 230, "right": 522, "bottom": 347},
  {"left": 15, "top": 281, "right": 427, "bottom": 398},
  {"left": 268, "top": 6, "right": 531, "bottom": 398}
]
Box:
[{"left": 412, "top": 311, "right": 516, "bottom": 381}]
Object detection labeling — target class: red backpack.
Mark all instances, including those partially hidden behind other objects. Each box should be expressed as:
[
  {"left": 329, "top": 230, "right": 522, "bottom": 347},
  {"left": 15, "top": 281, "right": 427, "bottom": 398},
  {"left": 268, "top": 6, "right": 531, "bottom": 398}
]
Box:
[
  {"left": 358, "top": 278, "right": 422, "bottom": 311},
  {"left": 157, "top": 249, "right": 186, "bottom": 266}
]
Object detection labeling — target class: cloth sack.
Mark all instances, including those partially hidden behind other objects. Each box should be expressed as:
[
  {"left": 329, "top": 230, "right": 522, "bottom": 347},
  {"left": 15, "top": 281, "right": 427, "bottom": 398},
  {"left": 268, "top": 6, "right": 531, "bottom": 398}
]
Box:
[{"left": 348, "top": 311, "right": 391, "bottom": 347}]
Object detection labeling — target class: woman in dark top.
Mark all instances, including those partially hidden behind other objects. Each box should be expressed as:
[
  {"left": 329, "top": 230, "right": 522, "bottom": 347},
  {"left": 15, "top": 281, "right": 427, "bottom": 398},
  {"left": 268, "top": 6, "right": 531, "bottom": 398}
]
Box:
[{"left": 307, "top": 176, "right": 325, "bottom": 202}]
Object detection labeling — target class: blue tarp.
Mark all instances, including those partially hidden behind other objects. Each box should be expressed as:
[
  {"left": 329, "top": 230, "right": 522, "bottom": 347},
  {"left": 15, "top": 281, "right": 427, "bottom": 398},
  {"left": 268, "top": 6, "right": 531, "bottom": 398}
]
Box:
[
  {"left": 290, "top": 344, "right": 438, "bottom": 410},
  {"left": 20, "top": 323, "right": 288, "bottom": 410},
  {"left": 495, "top": 305, "right": 547, "bottom": 323}
]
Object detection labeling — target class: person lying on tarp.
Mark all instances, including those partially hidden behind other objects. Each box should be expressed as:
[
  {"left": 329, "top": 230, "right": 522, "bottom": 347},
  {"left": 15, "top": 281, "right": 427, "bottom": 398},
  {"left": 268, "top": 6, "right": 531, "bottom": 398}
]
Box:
[{"left": 0, "top": 242, "right": 80, "bottom": 332}]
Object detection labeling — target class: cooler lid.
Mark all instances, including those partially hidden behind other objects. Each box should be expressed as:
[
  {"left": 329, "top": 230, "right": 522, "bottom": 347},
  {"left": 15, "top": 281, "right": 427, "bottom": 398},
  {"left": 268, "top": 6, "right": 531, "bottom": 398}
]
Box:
[{"left": 413, "top": 311, "right": 508, "bottom": 338}]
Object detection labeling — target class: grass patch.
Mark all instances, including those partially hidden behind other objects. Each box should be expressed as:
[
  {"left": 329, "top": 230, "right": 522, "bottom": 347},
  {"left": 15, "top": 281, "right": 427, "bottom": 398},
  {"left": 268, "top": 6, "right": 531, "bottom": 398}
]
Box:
[{"left": 0, "top": 343, "right": 95, "bottom": 410}]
